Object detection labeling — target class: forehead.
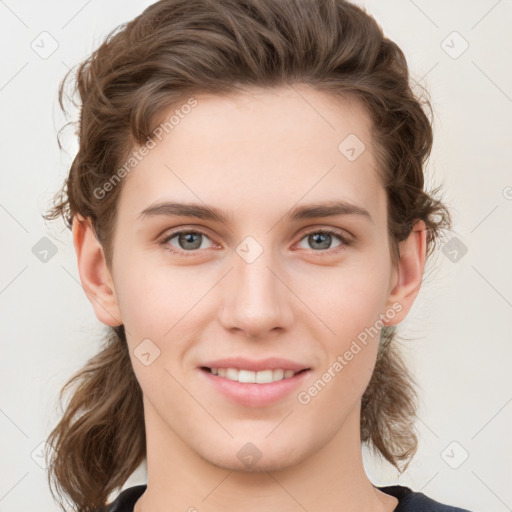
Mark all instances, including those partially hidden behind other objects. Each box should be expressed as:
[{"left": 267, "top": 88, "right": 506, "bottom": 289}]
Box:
[{"left": 117, "top": 84, "right": 385, "bottom": 227}]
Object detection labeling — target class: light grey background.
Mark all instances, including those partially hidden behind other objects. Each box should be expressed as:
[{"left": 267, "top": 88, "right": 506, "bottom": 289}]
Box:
[{"left": 1, "top": 1, "right": 511, "bottom": 511}]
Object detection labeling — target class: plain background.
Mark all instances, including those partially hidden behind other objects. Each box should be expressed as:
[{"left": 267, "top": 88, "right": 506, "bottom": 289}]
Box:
[{"left": 1, "top": 1, "right": 511, "bottom": 511}]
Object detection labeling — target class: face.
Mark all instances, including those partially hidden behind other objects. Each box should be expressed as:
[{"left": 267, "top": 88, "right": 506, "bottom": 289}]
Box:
[{"left": 98, "top": 84, "right": 406, "bottom": 471}]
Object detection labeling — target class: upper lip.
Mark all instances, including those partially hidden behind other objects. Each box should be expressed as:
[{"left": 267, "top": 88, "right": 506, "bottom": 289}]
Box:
[{"left": 200, "top": 357, "right": 310, "bottom": 372}]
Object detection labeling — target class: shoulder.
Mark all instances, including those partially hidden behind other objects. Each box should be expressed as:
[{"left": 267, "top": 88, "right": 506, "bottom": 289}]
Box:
[
  {"left": 103, "top": 484, "right": 476, "bottom": 512},
  {"left": 377, "top": 485, "right": 475, "bottom": 512},
  {"left": 102, "top": 484, "right": 147, "bottom": 512}
]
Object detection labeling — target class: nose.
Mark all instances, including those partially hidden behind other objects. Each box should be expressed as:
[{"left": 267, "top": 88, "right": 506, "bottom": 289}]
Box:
[{"left": 219, "top": 250, "right": 294, "bottom": 339}]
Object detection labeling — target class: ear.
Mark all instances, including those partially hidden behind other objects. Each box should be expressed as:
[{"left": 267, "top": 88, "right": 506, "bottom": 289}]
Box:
[
  {"left": 383, "top": 219, "right": 427, "bottom": 326},
  {"left": 72, "top": 214, "right": 122, "bottom": 326}
]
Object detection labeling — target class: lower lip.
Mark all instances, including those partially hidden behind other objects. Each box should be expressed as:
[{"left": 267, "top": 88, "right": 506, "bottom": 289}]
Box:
[{"left": 199, "top": 368, "right": 311, "bottom": 407}]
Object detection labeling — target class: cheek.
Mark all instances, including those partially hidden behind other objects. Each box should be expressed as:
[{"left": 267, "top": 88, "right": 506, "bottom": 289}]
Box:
[
  {"left": 297, "top": 257, "right": 391, "bottom": 399},
  {"left": 296, "top": 268, "right": 388, "bottom": 413},
  {"left": 112, "top": 250, "right": 188, "bottom": 329},
  {"left": 302, "top": 257, "right": 391, "bottom": 344},
  {"left": 112, "top": 256, "right": 215, "bottom": 364}
]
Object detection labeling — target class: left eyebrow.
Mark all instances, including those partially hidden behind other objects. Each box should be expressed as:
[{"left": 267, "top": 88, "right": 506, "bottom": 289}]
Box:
[
  {"left": 137, "top": 200, "right": 374, "bottom": 225},
  {"left": 282, "top": 200, "right": 374, "bottom": 225}
]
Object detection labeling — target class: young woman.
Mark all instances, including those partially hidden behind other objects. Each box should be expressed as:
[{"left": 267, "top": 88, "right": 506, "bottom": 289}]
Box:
[{"left": 44, "top": 1, "right": 474, "bottom": 511}]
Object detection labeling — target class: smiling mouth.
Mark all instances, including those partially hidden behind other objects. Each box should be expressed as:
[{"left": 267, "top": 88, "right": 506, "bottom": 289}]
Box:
[{"left": 201, "top": 367, "right": 309, "bottom": 384}]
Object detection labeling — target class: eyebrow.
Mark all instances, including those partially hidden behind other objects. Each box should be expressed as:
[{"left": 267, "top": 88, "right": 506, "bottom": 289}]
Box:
[{"left": 137, "top": 200, "right": 374, "bottom": 225}]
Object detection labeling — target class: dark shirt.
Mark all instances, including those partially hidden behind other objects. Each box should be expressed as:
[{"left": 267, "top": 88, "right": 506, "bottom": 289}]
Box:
[{"left": 103, "top": 484, "right": 474, "bottom": 511}]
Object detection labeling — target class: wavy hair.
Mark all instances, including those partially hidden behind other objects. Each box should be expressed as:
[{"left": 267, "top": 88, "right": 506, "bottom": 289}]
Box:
[{"left": 44, "top": 0, "right": 452, "bottom": 510}]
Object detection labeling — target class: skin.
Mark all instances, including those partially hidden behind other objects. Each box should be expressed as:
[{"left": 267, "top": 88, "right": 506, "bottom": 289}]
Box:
[{"left": 73, "top": 83, "right": 426, "bottom": 512}]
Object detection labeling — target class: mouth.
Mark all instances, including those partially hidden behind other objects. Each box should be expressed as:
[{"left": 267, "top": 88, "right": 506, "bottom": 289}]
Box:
[
  {"left": 200, "top": 366, "right": 310, "bottom": 384},
  {"left": 198, "top": 359, "right": 312, "bottom": 407}
]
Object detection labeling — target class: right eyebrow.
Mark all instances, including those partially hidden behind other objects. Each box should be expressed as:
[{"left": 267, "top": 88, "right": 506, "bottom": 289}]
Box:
[{"left": 137, "top": 201, "right": 234, "bottom": 224}]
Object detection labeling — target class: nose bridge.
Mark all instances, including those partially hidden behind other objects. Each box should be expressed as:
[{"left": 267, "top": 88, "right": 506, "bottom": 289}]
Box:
[{"left": 220, "top": 243, "right": 293, "bottom": 336}]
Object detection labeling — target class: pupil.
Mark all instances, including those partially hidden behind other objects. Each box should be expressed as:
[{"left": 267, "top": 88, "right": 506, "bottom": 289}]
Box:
[
  {"left": 310, "top": 233, "right": 330, "bottom": 250},
  {"left": 180, "top": 232, "right": 201, "bottom": 249}
]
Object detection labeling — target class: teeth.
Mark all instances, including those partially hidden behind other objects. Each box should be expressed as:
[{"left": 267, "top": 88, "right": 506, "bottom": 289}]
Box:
[{"left": 208, "top": 367, "right": 300, "bottom": 383}]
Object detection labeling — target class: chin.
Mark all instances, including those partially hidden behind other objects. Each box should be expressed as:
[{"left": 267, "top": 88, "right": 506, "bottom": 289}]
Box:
[
  {"left": 195, "top": 434, "right": 311, "bottom": 474},
  {"left": 204, "top": 450, "right": 303, "bottom": 474}
]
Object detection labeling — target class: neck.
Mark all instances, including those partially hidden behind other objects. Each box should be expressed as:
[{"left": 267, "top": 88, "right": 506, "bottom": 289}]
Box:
[{"left": 134, "top": 396, "right": 398, "bottom": 512}]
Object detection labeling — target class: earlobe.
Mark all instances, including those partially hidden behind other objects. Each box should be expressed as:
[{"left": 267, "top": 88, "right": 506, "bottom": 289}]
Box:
[
  {"left": 383, "top": 220, "right": 427, "bottom": 326},
  {"left": 72, "top": 214, "right": 123, "bottom": 326}
]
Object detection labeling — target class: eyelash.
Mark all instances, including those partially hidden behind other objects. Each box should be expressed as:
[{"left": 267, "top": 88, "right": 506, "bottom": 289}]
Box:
[{"left": 159, "top": 228, "right": 352, "bottom": 257}]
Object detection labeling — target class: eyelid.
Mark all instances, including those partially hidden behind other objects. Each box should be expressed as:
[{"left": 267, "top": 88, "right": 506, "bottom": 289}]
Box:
[{"left": 295, "top": 224, "right": 353, "bottom": 242}]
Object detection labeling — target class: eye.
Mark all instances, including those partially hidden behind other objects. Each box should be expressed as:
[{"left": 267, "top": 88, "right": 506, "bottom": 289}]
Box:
[
  {"left": 160, "top": 230, "right": 216, "bottom": 256},
  {"left": 159, "top": 227, "right": 352, "bottom": 257},
  {"left": 296, "top": 228, "right": 351, "bottom": 254}
]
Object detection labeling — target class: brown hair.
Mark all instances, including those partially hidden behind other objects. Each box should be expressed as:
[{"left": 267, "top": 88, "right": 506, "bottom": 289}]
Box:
[{"left": 44, "top": 0, "right": 452, "bottom": 510}]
